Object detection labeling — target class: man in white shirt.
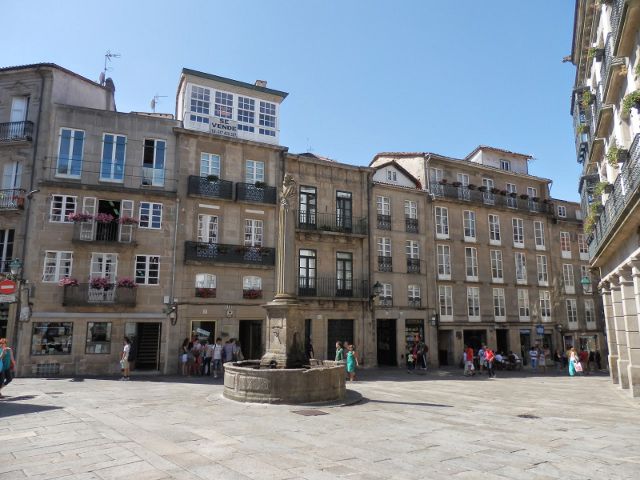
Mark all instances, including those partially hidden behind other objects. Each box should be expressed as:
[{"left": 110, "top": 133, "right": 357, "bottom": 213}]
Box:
[
  {"left": 529, "top": 345, "right": 539, "bottom": 371},
  {"left": 212, "top": 338, "right": 224, "bottom": 378}
]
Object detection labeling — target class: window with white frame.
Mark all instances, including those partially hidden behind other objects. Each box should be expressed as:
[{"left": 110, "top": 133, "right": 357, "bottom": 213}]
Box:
[
  {"left": 90, "top": 253, "right": 118, "bottom": 280},
  {"left": 190, "top": 85, "right": 211, "bottom": 124},
  {"left": 488, "top": 214, "right": 501, "bottom": 245},
  {"left": 490, "top": 250, "right": 503, "bottom": 283},
  {"left": 195, "top": 273, "right": 216, "bottom": 289},
  {"left": 408, "top": 284, "right": 421, "bottom": 305},
  {"left": 482, "top": 178, "right": 495, "bottom": 204},
  {"left": 243, "top": 275, "right": 262, "bottom": 291},
  {"left": 566, "top": 298, "right": 577, "bottom": 325},
  {"left": 560, "top": 232, "right": 571, "bottom": 258},
  {"left": 584, "top": 299, "right": 596, "bottom": 326},
  {"left": 405, "top": 240, "right": 419, "bottom": 259},
  {"left": 259, "top": 101, "right": 277, "bottom": 137},
  {"left": 197, "top": 215, "right": 218, "bottom": 243},
  {"left": 404, "top": 200, "right": 417, "bottom": 218},
  {"left": 506, "top": 183, "right": 517, "bottom": 208},
  {"left": 540, "top": 291, "right": 552, "bottom": 320},
  {"left": 437, "top": 244, "right": 451, "bottom": 280},
  {"left": 100, "top": 134, "right": 126, "bottom": 182},
  {"left": 563, "top": 264, "right": 575, "bottom": 294},
  {"left": 142, "top": 139, "right": 166, "bottom": 186},
  {"left": 386, "top": 170, "right": 397, "bottom": 182},
  {"left": 380, "top": 283, "right": 393, "bottom": 305},
  {"left": 578, "top": 234, "right": 588, "bottom": 259},
  {"left": 244, "top": 219, "right": 263, "bottom": 247},
  {"left": 493, "top": 288, "right": 506, "bottom": 319},
  {"left": 214, "top": 91, "right": 233, "bottom": 119},
  {"left": 439, "top": 285, "right": 453, "bottom": 318},
  {"left": 463, "top": 210, "right": 476, "bottom": 241},
  {"left": 377, "top": 237, "right": 391, "bottom": 257},
  {"left": 49, "top": 195, "right": 77, "bottom": 222},
  {"left": 515, "top": 252, "right": 527, "bottom": 285},
  {"left": 465, "top": 247, "right": 478, "bottom": 281},
  {"left": 56, "top": 128, "right": 84, "bottom": 178},
  {"left": 534, "top": 221, "right": 545, "bottom": 250},
  {"left": 536, "top": 255, "right": 548, "bottom": 286},
  {"left": 457, "top": 172, "right": 470, "bottom": 200},
  {"left": 467, "top": 287, "right": 480, "bottom": 319},
  {"left": 500, "top": 159, "right": 511, "bottom": 171},
  {"left": 512, "top": 218, "right": 524, "bottom": 248},
  {"left": 376, "top": 196, "right": 391, "bottom": 215},
  {"left": 435, "top": 206, "right": 449, "bottom": 238},
  {"left": 527, "top": 187, "right": 538, "bottom": 211},
  {"left": 245, "top": 160, "right": 265, "bottom": 183},
  {"left": 518, "top": 289, "right": 530, "bottom": 320},
  {"left": 42, "top": 251, "right": 73, "bottom": 282},
  {"left": 139, "top": 202, "right": 162, "bottom": 229},
  {"left": 237, "top": 96, "right": 255, "bottom": 132},
  {"left": 200, "top": 153, "right": 221, "bottom": 177},
  {"left": 135, "top": 255, "right": 160, "bottom": 285},
  {"left": 557, "top": 205, "right": 567, "bottom": 218}
]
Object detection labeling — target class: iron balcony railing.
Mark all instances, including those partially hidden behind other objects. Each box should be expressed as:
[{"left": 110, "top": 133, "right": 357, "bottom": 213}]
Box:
[
  {"left": 184, "top": 241, "right": 275, "bottom": 266},
  {"left": 379, "top": 296, "right": 393, "bottom": 307},
  {"left": 295, "top": 211, "right": 368, "bottom": 235},
  {"left": 0, "top": 188, "right": 26, "bottom": 210},
  {"left": 601, "top": 32, "right": 625, "bottom": 99},
  {"left": 429, "top": 183, "right": 554, "bottom": 214},
  {"left": 297, "top": 276, "right": 369, "bottom": 299},
  {"left": 62, "top": 284, "right": 137, "bottom": 306},
  {"left": 405, "top": 217, "right": 418, "bottom": 233},
  {"left": 187, "top": 175, "right": 233, "bottom": 200},
  {"left": 72, "top": 221, "right": 136, "bottom": 244},
  {"left": 378, "top": 256, "right": 392, "bottom": 272},
  {"left": 407, "top": 258, "right": 421, "bottom": 274},
  {"left": 236, "top": 182, "right": 277, "bottom": 204},
  {"left": 610, "top": 0, "right": 625, "bottom": 52},
  {"left": 377, "top": 214, "right": 391, "bottom": 230},
  {"left": 0, "top": 121, "right": 34, "bottom": 142},
  {"left": 589, "top": 134, "right": 640, "bottom": 257},
  {"left": 408, "top": 298, "right": 422, "bottom": 308}
]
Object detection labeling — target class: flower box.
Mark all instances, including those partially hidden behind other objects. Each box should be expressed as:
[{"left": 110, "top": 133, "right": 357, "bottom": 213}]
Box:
[
  {"left": 195, "top": 287, "right": 216, "bottom": 298},
  {"left": 519, "top": 194, "right": 529, "bottom": 200},
  {"left": 117, "top": 278, "right": 137, "bottom": 289},
  {"left": 254, "top": 181, "right": 267, "bottom": 189},
  {"left": 206, "top": 174, "right": 219, "bottom": 182},
  {"left": 94, "top": 213, "right": 115, "bottom": 224},
  {"left": 438, "top": 179, "right": 448, "bottom": 185},
  {"left": 90, "top": 277, "right": 113, "bottom": 290},
  {"left": 452, "top": 181, "right": 462, "bottom": 187},
  {"left": 467, "top": 184, "right": 477, "bottom": 190},
  {"left": 478, "top": 186, "right": 488, "bottom": 192},
  {"left": 243, "top": 289, "right": 262, "bottom": 299},
  {"left": 118, "top": 216, "right": 139, "bottom": 225},
  {"left": 58, "top": 277, "right": 79, "bottom": 286},
  {"left": 68, "top": 213, "right": 93, "bottom": 223}
]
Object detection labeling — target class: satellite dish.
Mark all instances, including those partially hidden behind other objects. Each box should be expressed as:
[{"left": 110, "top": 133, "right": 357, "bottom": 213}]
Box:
[{"left": 98, "top": 72, "right": 105, "bottom": 85}]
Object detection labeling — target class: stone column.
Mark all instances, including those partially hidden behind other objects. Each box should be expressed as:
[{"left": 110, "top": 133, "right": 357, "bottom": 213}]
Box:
[
  {"left": 627, "top": 261, "right": 640, "bottom": 397},
  {"left": 600, "top": 283, "right": 618, "bottom": 383},
  {"left": 610, "top": 275, "right": 630, "bottom": 389}
]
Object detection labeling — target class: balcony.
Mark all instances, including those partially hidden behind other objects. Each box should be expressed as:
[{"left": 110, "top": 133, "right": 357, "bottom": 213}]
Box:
[
  {"left": 72, "top": 221, "right": 136, "bottom": 244},
  {"left": 406, "top": 258, "right": 421, "bottom": 274},
  {"left": 378, "top": 296, "right": 393, "bottom": 307},
  {"left": 601, "top": 32, "right": 626, "bottom": 104},
  {"left": 236, "top": 182, "right": 277, "bottom": 204},
  {"left": 0, "top": 121, "right": 34, "bottom": 143},
  {"left": 187, "top": 175, "right": 233, "bottom": 200},
  {"left": 378, "top": 256, "right": 392, "bottom": 272},
  {"left": 62, "top": 284, "right": 137, "bottom": 306},
  {"left": 405, "top": 217, "right": 419, "bottom": 233},
  {"left": 377, "top": 214, "right": 391, "bottom": 230},
  {"left": 0, "top": 188, "right": 25, "bottom": 210},
  {"left": 429, "top": 183, "right": 553, "bottom": 214},
  {"left": 195, "top": 287, "right": 216, "bottom": 298},
  {"left": 408, "top": 298, "right": 422, "bottom": 308},
  {"left": 296, "top": 276, "right": 369, "bottom": 299},
  {"left": 184, "top": 241, "right": 275, "bottom": 266},
  {"left": 242, "top": 289, "right": 262, "bottom": 300},
  {"left": 295, "top": 211, "right": 368, "bottom": 236}
]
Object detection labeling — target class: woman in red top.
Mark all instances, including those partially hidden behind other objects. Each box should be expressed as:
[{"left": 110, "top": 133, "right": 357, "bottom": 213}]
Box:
[{"left": 485, "top": 347, "right": 496, "bottom": 378}]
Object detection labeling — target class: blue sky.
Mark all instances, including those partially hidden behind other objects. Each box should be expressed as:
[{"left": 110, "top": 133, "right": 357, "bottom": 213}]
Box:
[{"left": 1, "top": 0, "right": 580, "bottom": 200}]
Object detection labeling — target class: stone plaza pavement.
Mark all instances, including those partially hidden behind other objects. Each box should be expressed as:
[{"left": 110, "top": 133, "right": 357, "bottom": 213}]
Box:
[{"left": 0, "top": 368, "right": 639, "bottom": 480}]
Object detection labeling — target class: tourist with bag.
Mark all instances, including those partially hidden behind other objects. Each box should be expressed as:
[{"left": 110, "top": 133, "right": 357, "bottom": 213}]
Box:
[
  {"left": 0, "top": 338, "right": 16, "bottom": 398},
  {"left": 568, "top": 347, "right": 580, "bottom": 376}
]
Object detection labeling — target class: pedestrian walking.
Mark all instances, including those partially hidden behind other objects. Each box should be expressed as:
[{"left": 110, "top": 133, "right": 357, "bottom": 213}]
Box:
[
  {"left": 420, "top": 342, "right": 429, "bottom": 371},
  {"left": 202, "top": 339, "right": 214, "bottom": 375},
  {"left": 305, "top": 337, "right": 314, "bottom": 361},
  {"left": 0, "top": 338, "right": 16, "bottom": 398},
  {"left": 529, "top": 346, "right": 539, "bottom": 372},
  {"left": 223, "top": 338, "right": 235, "bottom": 364},
  {"left": 346, "top": 343, "right": 359, "bottom": 381},
  {"left": 180, "top": 338, "right": 189, "bottom": 376},
  {"left": 595, "top": 350, "right": 602, "bottom": 370},
  {"left": 120, "top": 337, "right": 131, "bottom": 381},
  {"left": 463, "top": 345, "right": 475, "bottom": 377},
  {"left": 234, "top": 341, "right": 244, "bottom": 361},
  {"left": 407, "top": 337, "right": 417, "bottom": 373},
  {"left": 579, "top": 349, "right": 589, "bottom": 375},
  {"left": 335, "top": 341, "right": 344, "bottom": 362},
  {"left": 212, "top": 338, "right": 224, "bottom": 378},
  {"left": 538, "top": 347, "right": 546, "bottom": 373},
  {"left": 477, "top": 345, "right": 486, "bottom": 375},
  {"left": 485, "top": 346, "right": 496, "bottom": 378},
  {"left": 569, "top": 347, "right": 581, "bottom": 376}
]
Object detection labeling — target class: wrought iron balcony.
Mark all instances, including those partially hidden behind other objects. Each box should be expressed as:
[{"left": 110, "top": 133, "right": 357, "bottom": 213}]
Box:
[
  {"left": 378, "top": 256, "right": 392, "bottom": 272},
  {"left": 408, "top": 298, "right": 422, "bottom": 308},
  {"left": 429, "top": 183, "right": 553, "bottom": 214},
  {"left": 378, "top": 296, "right": 393, "bottom": 307},
  {"left": 295, "top": 211, "right": 368, "bottom": 236},
  {"left": 406, "top": 258, "right": 421, "bottom": 274},
  {"left": 601, "top": 32, "right": 626, "bottom": 101},
  {"left": 236, "top": 182, "right": 277, "bottom": 204},
  {"left": 405, "top": 217, "right": 418, "bottom": 233},
  {"left": 184, "top": 241, "right": 275, "bottom": 266},
  {"left": 195, "top": 287, "right": 217, "bottom": 298},
  {"left": 72, "top": 221, "right": 136, "bottom": 244},
  {"left": 377, "top": 214, "right": 391, "bottom": 230},
  {"left": 62, "top": 284, "right": 137, "bottom": 306},
  {"left": 0, "top": 188, "right": 25, "bottom": 210},
  {"left": 296, "top": 276, "right": 369, "bottom": 299},
  {"left": 0, "top": 121, "right": 33, "bottom": 143},
  {"left": 242, "top": 289, "right": 262, "bottom": 300},
  {"left": 187, "top": 175, "right": 233, "bottom": 200},
  {"left": 588, "top": 134, "right": 640, "bottom": 257}
]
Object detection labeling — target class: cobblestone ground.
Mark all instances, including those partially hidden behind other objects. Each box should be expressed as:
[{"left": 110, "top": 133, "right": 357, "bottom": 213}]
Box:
[{"left": 0, "top": 368, "right": 639, "bottom": 480}]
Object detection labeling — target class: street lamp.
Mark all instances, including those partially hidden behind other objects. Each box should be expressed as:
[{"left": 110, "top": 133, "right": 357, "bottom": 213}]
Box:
[
  {"left": 9, "top": 258, "right": 23, "bottom": 278},
  {"left": 580, "top": 276, "right": 592, "bottom": 294},
  {"left": 164, "top": 303, "right": 178, "bottom": 326},
  {"left": 370, "top": 281, "right": 382, "bottom": 300},
  {"left": 430, "top": 314, "right": 439, "bottom": 328}
]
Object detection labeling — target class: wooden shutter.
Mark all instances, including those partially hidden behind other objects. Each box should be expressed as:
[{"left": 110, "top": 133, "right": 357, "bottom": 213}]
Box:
[
  {"left": 119, "top": 199, "right": 134, "bottom": 243},
  {"left": 80, "top": 197, "right": 97, "bottom": 241}
]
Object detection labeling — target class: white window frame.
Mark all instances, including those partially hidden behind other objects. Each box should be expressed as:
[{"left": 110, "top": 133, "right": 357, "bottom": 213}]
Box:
[
  {"left": 465, "top": 247, "right": 478, "bottom": 282},
  {"left": 506, "top": 183, "right": 517, "bottom": 208},
  {"left": 258, "top": 101, "right": 277, "bottom": 137},
  {"left": 463, "top": 210, "right": 476, "bottom": 242},
  {"left": 100, "top": 133, "right": 127, "bottom": 183},
  {"left": 437, "top": 244, "right": 451, "bottom": 280},
  {"left": 197, "top": 214, "right": 219, "bottom": 243},
  {"left": 189, "top": 85, "right": 211, "bottom": 124},
  {"left": 200, "top": 153, "right": 221, "bottom": 177},
  {"left": 490, "top": 250, "right": 503, "bottom": 283},
  {"left": 534, "top": 221, "right": 545, "bottom": 251},
  {"left": 563, "top": 264, "right": 575, "bottom": 294},
  {"left": 246, "top": 160, "right": 265, "bottom": 184},
  {"left": 467, "top": 287, "right": 480, "bottom": 321},
  {"left": 578, "top": 234, "right": 589, "bottom": 260},
  {"left": 557, "top": 205, "right": 567, "bottom": 218},
  {"left": 243, "top": 275, "right": 262, "bottom": 291},
  {"left": 404, "top": 200, "right": 417, "bottom": 219},
  {"left": 518, "top": 289, "right": 530, "bottom": 321},
  {"left": 405, "top": 240, "right": 419, "bottom": 259},
  {"left": 566, "top": 298, "right": 577, "bottom": 327},
  {"left": 512, "top": 218, "right": 524, "bottom": 248},
  {"left": 540, "top": 291, "right": 552, "bottom": 321},
  {"left": 42, "top": 251, "right": 73, "bottom": 282},
  {"left": 214, "top": 91, "right": 234, "bottom": 119},
  {"left": 482, "top": 178, "right": 495, "bottom": 205},
  {"left": 195, "top": 273, "right": 217, "bottom": 289},
  {"left": 244, "top": 219, "right": 263, "bottom": 247},
  {"left": 408, "top": 284, "right": 421, "bottom": 304},
  {"left": 56, "top": 128, "right": 85, "bottom": 179},
  {"left": 500, "top": 159, "right": 511, "bottom": 171},
  {"left": 457, "top": 173, "right": 470, "bottom": 200},
  {"left": 493, "top": 288, "right": 506, "bottom": 321},
  {"left": 139, "top": 202, "right": 163, "bottom": 229},
  {"left": 560, "top": 232, "right": 572, "bottom": 259},
  {"left": 377, "top": 237, "right": 391, "bottom": 257},
  {"left": 376, "top": 196, "right": 391, "bottom": 215},
  {"left": 237, "top": 96, "right": 255, "bottom": 132},
  {"left": 135, "top": 255, "right": 160, "bottom": 285},
  {"left": 515, "top": 252, "right": 527, "bottom": 285},
  {"left": 49, "top": 195, "right": 77, "bottom": 223},
  {"left": 439, "top": 285, "right": 453, "bottom": 319},
  {"left": 537, "top": 255, "right": 549, "bottom": 286},
  {"left": 488, "top": 214, "right": 501, "bottom": 245},
  {"left": 435, "top": 206, "right": 449, "bottom": 239},
  {"left": 584, "top": 299, "right": 596, "bottom": 327},
  {"left": 142, "top": 138, "right": 166, "bottom": 187}
]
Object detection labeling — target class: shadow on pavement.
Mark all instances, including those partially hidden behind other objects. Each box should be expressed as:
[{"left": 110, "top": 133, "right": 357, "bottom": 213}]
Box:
[
  {"left": 359, "top": 398, "right": 452, "bottom": 408},
  {"left": 0, "top": 402, "right": 62, "bottom": 418}
]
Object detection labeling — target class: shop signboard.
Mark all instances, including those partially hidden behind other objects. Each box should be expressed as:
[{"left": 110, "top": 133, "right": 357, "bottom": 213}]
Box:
[
  {"left": 0, "top": 294, "right": 16, "bottom": 303},
  {"left": 210, "top": 117, "right": 238, "bottom": 138},
  {"left": 536, "top": 324, "right": 545, "bottom": 336}
]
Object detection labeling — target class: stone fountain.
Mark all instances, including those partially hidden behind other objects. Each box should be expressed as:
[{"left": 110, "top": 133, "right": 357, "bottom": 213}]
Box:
[{"left": 223, "top": 174, "right": 346, "bottom": 404}]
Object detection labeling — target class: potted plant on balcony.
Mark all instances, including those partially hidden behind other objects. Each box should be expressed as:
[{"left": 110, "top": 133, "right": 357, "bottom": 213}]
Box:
[
  {"left": 67, "top": 212, "right": 93, "bottom": 223},
  {"left": 499, "top": 190, "right": 508, "bottom": 196},
  {"left": 58, "top": 277, "right": 79, "bottom": 287},
  {"left": 467, "top": 184, "right": 477, "bottom": 190},
  {"left": 490, "top": 187, "right": 501, "bottom": 195},
  {"left": 206, "top": 174, "right": 219, "bottom": 182},
  {"left": 116, "top": 278, "right": 137, "bottom": 289},
  {"left": 508, "top": 192, "right": 518, "bottom": 198},
  {"left": 531, "top": 197, "right": 540, "bottom": 202},
  {"left": 576, "top": 123, "right": 589, "bottom": 134},
  {"left": 581, "top": 89, "right": 594, "bottom": 109},
  {"left": 605, "top": 140, "right": 629, "bottom": 167},
  {"left": 478, "top": 185, "right": 488, "bottom": 192},
  {"left": 519, "top": 194, "right": 529, "bottom": 200},
  {"left": 584, "top": 213, "right": 596, "bottom": 234},
  {"left": 593, "top": 181, "right": 613, "bottom": 197},
  {"left": 254, "top": 181, "right": 266, "bottom": 189},
  {"left": 622, "top": 90, "right": 640, "bottom": 116},
  {"left": 438, "top": 178, "right": 448, "bottom": 185},
  {"left": 90, "top": 277, "right": 113, "bottom": 291},
  {"left": 118, "top": 216, "right": 139, "bottom": 225},
  {"left": 94, "top": 213, "right": 115, "bottom": 224},
  {"left": 452, "top": 181, "right": 462, "bottom": 187},
  {"left": 586, "top": 48, "right": 604, "bottom": 62}
]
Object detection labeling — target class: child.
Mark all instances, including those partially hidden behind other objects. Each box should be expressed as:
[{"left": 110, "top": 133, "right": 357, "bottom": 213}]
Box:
[{"left": 346, "top": 343, "right": 359, "bottom": 381}]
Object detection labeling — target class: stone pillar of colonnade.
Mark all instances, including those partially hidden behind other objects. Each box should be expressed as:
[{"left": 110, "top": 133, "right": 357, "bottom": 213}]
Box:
[
  {"left": 627, "top": 261, "right": 640, "bottom": 397},
  {"left": 600, "top": 282, "right": 618, "bottom": 384},
  {"left": 609, "top": 275, "right": 630, "bottom": 389}
]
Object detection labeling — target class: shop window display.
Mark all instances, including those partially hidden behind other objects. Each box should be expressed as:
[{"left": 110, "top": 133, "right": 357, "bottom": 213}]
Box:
[
  {"left": 31, "top": 322, "right": 73, "bottom": 355},
  {"left": 86, "top": 322, "right": 112, "bottom": 354}
]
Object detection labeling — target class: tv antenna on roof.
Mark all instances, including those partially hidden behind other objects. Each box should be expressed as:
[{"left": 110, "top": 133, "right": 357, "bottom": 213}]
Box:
[
  {"left": 99, "top": 50, "right": 121, "bottom": 85},
  {"left": 150, "top": 94, "right": 168, "bottom": 113}
]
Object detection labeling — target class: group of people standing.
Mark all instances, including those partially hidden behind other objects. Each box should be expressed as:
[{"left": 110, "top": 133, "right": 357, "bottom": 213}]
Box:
[
  {"left": 464, "top": 344, "right": 498, "bottom": 378},
  {"left": 407, "top": 335, "right": 429, "bottom": 372},
  {"left": 180, "top": 336, "right": 243, "bottom": 378},
  {"left": 335, "top": 341, "right": 359, "bottom": 381},
  {"left": 0, "top": 338, "right": 16, "bottom": 397}
]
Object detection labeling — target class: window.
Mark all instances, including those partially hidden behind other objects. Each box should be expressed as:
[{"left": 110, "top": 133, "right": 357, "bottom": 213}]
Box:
[
  {"left": 0, "top": 229, "right": 14, "bottom": 273},
  {"left": 243, "top": 276, "right": 262, "bottom": 298},
  {"left": 195, "top": 274, "right": 217, "bottom": 297},
  {"left": 259, "top": 101, "right": 277, "bottom": 136},
  {"left": 560, "top": 232, "right": 571, "bottom": 258},
  {"left": 139, "top": 202, "right": 162, "bottom": 229},
  {"left": 197, "top": 215, "right": 218, "bottom": 243},
  {"left": 336, "top": 252, "right": 353, "bottom": 293},
  {"left": 31, "top": 323, "right": 73, "bottom": 356},
  {"left": 244, "top": 219, "right": 263, "bottom": 247},
  {"left": 488, "top": 214, "right": 501, "bottom": 245},
  {"left": 534, "top": 221, "right": 545, "bottom": 250},
  {"left": 437, "top": 244, "right": 451, "bottom": 280},
  {"left": 86, "top": 322, "right": 112, "bottom": 354},
  {"left": 435, "top": 206, "right": 449, "bottom": 238},
  {"left": 557, "top": 205, "right": 567, "bottom": 218},
  {"left": 237, "top": 96, "right": 255, "bottom": 132},
  {"left": 465, "top": 247, "right": 478, "bottom": 282},
  {"left": 536, "top": 255, "right": 548, "bottom": 286},
  {"left": 566, "top": 298, "right": 577, "bottom": 325},
  {"left": 376, "top": 196, "right": 391, "bottom": 215},
  {"left": 512, "top": 218, "right": 524, "bottom": 248},
  {"left": 100, "top": 134, "right": 126, "bottom": 182},
  {"left": 49, "top": 195, "right": 77, "bottom": 222},
  {"left": 56, "top": 129, "right": 84, "bottom": 178},
  {"left": 298, "top": 249, "right": 316, "bottom": 293},
  {"left": 386, "top": 170, "right": 397, "bottom": 182},
  {"left": 408, "top": 285, "right": 421, "bottom": 307},
  {"left": 429, "top": 168, "right": 444, "bottom": 196},
  {"left": 467, "top": 287, "right": 480, "bottom": 319},
  {"left": 377, "top": 237, "right": 391, "bottom": 256},
  {"left": 493, "top": 288, "right": 506, "bottom": 319},
  {"left": 576, "top": 209, "right": 583, "bottom": 220},
  {"left": 540, "top": 291, "right": 552, "bottom": 320},
  {"left": 200, "top": 153, "right": 221, "bottom": 178},
  {"left": 406, "top": 240, "right": 419, "bottom": 258},
  {"left": 518, "top": 289, "right": 530, "bottom": 320},
  {"left": 527, "top": 187, "right": 538, "bottom": 211},
  {"left": 439, "top": 285, "right": 453, "bottom": 318},
  {"left": 515, "top": 252, "right": 527, "bottom": 285},
  {"left": 299, "top": 186, "right": 317, "bottom": 226},
  {"left": 90, "top": 253, "right": 117, "bottom": 283},
  {"left": 190, "top": 85, "right": 211, "bottom": 124},
  {"left": 246, "top": 160, "right": 265, "bottom": 183},
  {"left": 379, "top": 283, "right": 393, "bottom": 306},
  {"left": 482, "top": 178, "right": 495, "bottom": 205},
  {"left": 490, "top": 250, "right": 503, "bottom": 283},
  {"left": 463, "top": 210, "right": 476, "bottom": 241},
  {"left": 135, "top": 255, "right": 160, "bottom": 285},
  {"left": 500, "top": 159, "right": 511, "bottom": 171},
  {"left": 404, "top": 200, "right": 417, "bottom": 218},
  {"left": 457, "top": 173, "right": 470, "bottom": 200},
  {"left": 578, "top": 234, "right": 588, "bottom": 259},
  {"left": 506, "top": 183, "right": 517, "bottom": 208},
  {"left": 584, "top": 299, "right": 596, "bottom": 326},
  {"left": 142, "top": 139, "right": 165, "bottom": 186},
  {"left": 42, "top": 251, "right": 73, "bottom": 282},
  {"left": 214, "top": 91, "right": 233, "bottom": 119},
  {"left": 563, "top": 264, "right": 575, "bottom": 294}
]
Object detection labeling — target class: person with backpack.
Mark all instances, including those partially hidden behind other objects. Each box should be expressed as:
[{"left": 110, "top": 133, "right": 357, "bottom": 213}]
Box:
[{"left": 0, "top": 338, "right": 16, "bottom": 398}]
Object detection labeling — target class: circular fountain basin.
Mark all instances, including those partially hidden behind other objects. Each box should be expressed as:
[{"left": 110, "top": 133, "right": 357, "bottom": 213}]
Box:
[{"left": 223, "top": 360, "right": 346, "bottom": 404}]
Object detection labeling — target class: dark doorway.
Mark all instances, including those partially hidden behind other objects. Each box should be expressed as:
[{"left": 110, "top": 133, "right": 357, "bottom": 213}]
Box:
[
  {"left": 463, "top": 329, "right": 486, "bottom": 351},
  {"left": 438, "top": 330, "right": 453, "bottom": 366},
  {"left": 520, "top": 330, "right": 531, "bottom": 366},
  {"left": 327, "top": 319, "right": 353, "bottom": 359},
  {"left": 96, "top": 200, "right": 121, "bottom": 242},
  {"left": 239, "top": 320, "right": 263, "bottom": 360},
  {"left": 134, "top": 323, "right": 161, "bottom": 370},
  {"left": 496, "top": 329, "right": 509, "bottom": 354},
  {"left": 377, "top": 319, "right": 397, "bottom": 366}
]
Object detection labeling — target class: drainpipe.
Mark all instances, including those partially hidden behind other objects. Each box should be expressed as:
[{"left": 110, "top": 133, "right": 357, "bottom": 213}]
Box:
[{"left": 365, "top": 168, "right": 372, "bottom": 365}]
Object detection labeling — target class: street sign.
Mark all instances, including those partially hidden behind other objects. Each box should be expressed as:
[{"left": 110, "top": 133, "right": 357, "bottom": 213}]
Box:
[
  {"left": 536, "top": 324, "right": 545, "bottom": 336},
  {"left": 0, "top": 279, "right": 17, "bottom": 295},
  {"left": 0, "top": 294, "right": 17, "bottom": 303}
]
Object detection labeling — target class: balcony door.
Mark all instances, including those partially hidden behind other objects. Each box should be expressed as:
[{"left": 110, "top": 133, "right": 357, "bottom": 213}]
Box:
[
  {"left": 299, "top": 186, "right": 317, "bottom": 227},
  {"left": 10, "top": 97, "right": 28, "bottom": 124},
  {"left": 336, "top": 191, "right": 352, "bottom": 231},
  {"left": 457, "top": 173, "right": 470, "bottom": 200},
  {"left": 2, "top": 161, "right": 22, "bottom": 190},
  {"left": 89, "top": 253, "right": 118, "bottom": 302},
  {"left": 336, "top": 252, "right": 353, "bottom": 296},
  {"left": 244, "top": 219, "right": 263, "bottom": 262},
  {"left": 298, "top": 249, "right": 316, "bottom": 295},
  {"left": 197, "top": 214, "right": 219, "bottom": 244}
]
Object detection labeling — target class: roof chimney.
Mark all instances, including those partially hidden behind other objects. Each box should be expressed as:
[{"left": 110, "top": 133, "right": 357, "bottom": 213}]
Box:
[{"left": 254, "top": 80, "right": 267, "bottom": 88}]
